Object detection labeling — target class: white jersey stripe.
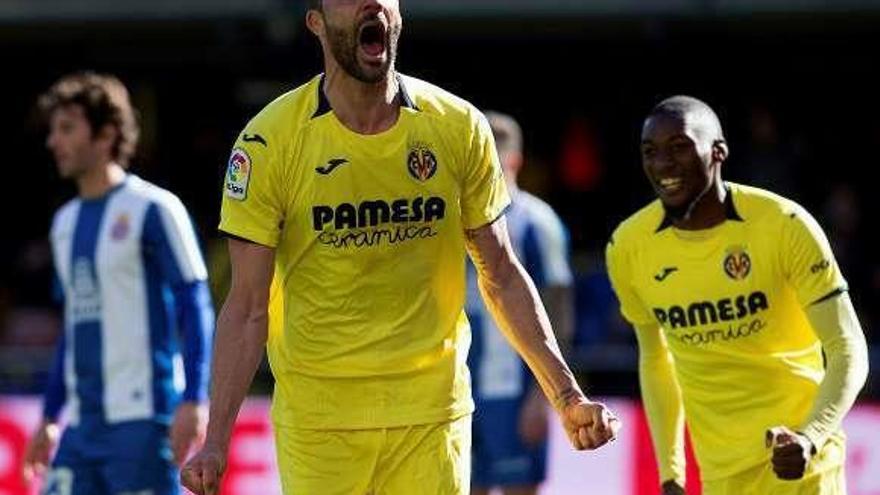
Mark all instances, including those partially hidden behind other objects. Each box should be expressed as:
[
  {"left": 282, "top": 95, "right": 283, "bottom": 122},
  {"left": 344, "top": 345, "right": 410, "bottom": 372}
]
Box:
[
  {"left": 151, "top": 191, "right": 207, "bottom": 282},
  {"left": 50, "top": 200, "right": 81, "bottom": 425},
  {"left": 526, "top": 196, "right": 574, "bottom": 287},
  {"left": 99, "top": 190, "right": 154, "bottom": 422}
]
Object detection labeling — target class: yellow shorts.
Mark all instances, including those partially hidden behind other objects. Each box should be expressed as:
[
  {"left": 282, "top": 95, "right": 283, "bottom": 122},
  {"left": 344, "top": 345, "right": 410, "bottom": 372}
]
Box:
[
  {"left": 273, "top": 415, "right": 471, "bottom": 495},
  {"left": 703, "top": 438, "right": 846, "bottom": 495}
]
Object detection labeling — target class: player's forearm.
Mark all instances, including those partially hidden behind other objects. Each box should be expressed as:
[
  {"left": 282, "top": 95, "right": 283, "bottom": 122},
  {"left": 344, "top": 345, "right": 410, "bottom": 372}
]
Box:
[
  {"left": 204, "top": 296, "right": 267, "bottom": 450},
  {"left": 639, "top": 350, "right": 686, "bottom": 486},
  {"left": 800, "top": 293, "right": 869, "bottom": 449},
  {"left": 478, "top": 260, "right": 584, "bottom": 411}
]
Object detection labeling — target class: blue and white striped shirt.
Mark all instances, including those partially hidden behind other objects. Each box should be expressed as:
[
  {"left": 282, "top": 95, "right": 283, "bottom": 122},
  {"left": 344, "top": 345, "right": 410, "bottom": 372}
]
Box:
[{"left": 46, "top": 175, "right": 213, "bottom": 427}]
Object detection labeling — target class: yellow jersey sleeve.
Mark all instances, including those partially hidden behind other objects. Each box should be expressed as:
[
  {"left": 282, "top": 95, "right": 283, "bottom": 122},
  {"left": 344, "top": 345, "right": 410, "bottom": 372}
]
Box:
[
  {"left": 219, "top": 126, "right": 285, "bottom": 248},
  {"left": 634, "top": 323, "right": 687, "bottom": 486},
  {"left": 460, "top": 112, "right": 510, "bottom": 229},
  {"left": 801, "top": 293, "right": 869, "bottom": 448},
  {"left": 606, "top": 238, "right": 655, "bottom": 326},
  {"left": 782, "top": 207, "right": 847, "bottom": 306}
]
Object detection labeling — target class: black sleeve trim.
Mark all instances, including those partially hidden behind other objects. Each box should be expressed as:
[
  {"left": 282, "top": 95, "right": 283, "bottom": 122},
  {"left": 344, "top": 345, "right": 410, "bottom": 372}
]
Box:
[
  {"left": 218, "top": 230, "right": 274, "bottom": 249},
  {"left": 810, "top": 286, "right": 848, "bottom": 306},
  {"left": 465, "top": 203, "right": 512, "bottom": 232}
]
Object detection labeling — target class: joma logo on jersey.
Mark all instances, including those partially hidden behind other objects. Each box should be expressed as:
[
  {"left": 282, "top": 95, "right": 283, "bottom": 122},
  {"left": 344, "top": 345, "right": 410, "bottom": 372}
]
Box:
[
  {"left": 312, "top": 196, "right": 446, "bottom": 231},
  {"left": 653, "top": 291, "right": 769, "bottom": 329}
]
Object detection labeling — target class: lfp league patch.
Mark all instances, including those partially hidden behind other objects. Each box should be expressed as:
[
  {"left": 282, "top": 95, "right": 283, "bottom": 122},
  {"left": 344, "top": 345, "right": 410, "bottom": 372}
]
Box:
[{"left": 225, "top": 148, "right": 251, "bottom": 200}]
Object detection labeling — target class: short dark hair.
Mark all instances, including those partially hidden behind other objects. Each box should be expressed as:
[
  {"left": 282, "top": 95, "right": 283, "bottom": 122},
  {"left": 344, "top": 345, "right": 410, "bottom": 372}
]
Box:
[
  {"left": 38, "top": 71, "right": 140, "bottom": 166},
  {"left": 307, "top": 0, "right": 322, "bottom": 11},
  {"left": 649, "top": 95, "right": 724, "bottom": 141}
]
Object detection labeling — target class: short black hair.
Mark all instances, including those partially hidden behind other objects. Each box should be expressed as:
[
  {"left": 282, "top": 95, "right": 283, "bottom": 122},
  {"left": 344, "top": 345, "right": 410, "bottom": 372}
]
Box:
[
  {"left": 307, "top": 0, "right": 322, "bottom": 10},
  {"left": 649, "top": 95, "right": 725, "bottom": 141}
]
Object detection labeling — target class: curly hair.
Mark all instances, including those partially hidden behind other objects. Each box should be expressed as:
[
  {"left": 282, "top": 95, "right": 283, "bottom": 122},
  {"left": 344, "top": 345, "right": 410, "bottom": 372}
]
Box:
[{"left": 38, "top": 72, "right": 140, "bottom": 166}]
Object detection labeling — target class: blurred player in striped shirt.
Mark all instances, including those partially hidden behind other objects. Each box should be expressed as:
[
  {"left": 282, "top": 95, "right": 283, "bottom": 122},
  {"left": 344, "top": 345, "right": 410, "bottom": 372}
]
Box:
[{"left": 23, "top": 72, "right": 214, "bottom": 495}]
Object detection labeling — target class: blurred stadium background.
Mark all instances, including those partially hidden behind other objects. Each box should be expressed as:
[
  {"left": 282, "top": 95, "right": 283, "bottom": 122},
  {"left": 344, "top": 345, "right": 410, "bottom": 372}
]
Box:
[{"left": 1, "top": 0, "right": 879, "bottom": 494}]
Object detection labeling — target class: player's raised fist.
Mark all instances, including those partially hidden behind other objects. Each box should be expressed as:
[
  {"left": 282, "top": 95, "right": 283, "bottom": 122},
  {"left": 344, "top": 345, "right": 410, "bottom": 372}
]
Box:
[
  {"left": 181, "top": 445, "right": 226, "bottom": 495},
  {"left": 560, "top": 398, "right": 621, "bottom": 450}
]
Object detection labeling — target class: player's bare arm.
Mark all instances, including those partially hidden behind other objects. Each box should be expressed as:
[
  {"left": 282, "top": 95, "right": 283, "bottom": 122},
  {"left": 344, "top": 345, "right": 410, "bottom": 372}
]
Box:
[
  {"left": 181, "top": 238, "right": 274, "bottom": 495},
  {"left": 465, "top": 216, "right": 620, "bottom": 451},
  {"left": 519, "top": 279, "right": 575, "bottom": 446}
]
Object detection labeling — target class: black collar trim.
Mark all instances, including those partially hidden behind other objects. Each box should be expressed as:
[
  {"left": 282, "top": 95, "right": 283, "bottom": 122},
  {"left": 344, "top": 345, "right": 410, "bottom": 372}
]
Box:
[
  {"left": 311, "top": 73, "right": 418, "bottom": 119},
  {"left": 656, "top": 184, "right": 743, "bottom": 232}
]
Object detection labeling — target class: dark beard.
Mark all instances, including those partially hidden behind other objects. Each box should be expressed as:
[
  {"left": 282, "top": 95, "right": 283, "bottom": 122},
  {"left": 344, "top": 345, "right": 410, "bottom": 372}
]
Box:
[{"left": 325, "top": 22, "right": 400, "bottom": 83}]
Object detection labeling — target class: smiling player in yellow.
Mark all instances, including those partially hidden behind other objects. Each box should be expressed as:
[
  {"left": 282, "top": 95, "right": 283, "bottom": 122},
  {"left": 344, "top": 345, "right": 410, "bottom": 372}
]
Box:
[
  {"left": 606, "top": 96, "right": 869, "bottom": 495},
  {"left": 180, "top": 1, "right": 619, "bottom": 494}
]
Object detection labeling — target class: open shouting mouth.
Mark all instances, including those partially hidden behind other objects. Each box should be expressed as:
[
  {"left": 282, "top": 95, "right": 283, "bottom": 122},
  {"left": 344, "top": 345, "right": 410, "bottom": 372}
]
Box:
[{"left": 357, "top": 19, "right": 388, "bottom": 64}]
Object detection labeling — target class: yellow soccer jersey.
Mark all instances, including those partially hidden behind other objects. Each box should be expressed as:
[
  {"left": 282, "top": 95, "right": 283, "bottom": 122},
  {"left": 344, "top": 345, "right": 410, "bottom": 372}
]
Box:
[
  {"left": 606, "top": 183, "right": 848, "bottom": 480},
  {"left": 219, "top": 74, "right": 510, "bottom": 430}
]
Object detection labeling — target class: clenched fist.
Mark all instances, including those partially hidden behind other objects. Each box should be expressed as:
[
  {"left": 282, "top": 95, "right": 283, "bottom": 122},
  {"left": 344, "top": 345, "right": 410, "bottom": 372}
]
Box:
[
  {"left": 559, "top": 398, "right": 621, "bottom": 450},
  {"left": 766, "top": 426, "right": 815, "bottom": 480},
  {"left": 180, "top": 444, "right": 227, "bottom": 495}
]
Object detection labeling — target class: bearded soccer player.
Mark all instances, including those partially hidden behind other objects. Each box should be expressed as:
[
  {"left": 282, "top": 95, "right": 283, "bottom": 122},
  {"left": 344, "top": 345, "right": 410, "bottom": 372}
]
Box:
[
  {"left": 606, "top": 96, "right": 869, "bottom": 495},
  {"left": 181, "top": 1, "right": 618, "bottom": 494},
  {"left": 22, "top": 72, "right": 214, "bottom": 495}
]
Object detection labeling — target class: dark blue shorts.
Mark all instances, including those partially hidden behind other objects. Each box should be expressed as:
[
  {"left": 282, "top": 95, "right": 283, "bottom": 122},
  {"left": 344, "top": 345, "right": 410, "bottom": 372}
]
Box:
[
  {"left": 471, "top": 399, "right": 547, "bottom": 488},
  {"left": 43, "top": 420, "right": 178, "bottom": 495}
]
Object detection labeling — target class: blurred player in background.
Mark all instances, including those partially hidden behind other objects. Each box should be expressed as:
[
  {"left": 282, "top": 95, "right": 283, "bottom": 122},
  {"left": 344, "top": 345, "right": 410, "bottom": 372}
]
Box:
[
  {"left": 181, "top": 1, "right": 618, "bottom": 494},
  {"left": 22, "top": 72, "right": 214, "bottom": 495},
  {"left": 468, "top": 111, "right": 575, "bottom": 495},
  {"left": 606, "top": 95, "right": 869, "bottom": 494}
]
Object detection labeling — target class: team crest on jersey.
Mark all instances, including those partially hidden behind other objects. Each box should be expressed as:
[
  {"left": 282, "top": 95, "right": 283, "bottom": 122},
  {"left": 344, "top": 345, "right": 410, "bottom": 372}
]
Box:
[
  {"left": 723, "top": 246, "right": 751, "bottom": 280},
  {"left": 407, "top": 143, "right": 438, "bottom": 182},
  {"left": 110, "top": 213, "right": 130, "bottom": 241},
  {"left": 225, "top": 148, "right": 251, "bottom": 200}
]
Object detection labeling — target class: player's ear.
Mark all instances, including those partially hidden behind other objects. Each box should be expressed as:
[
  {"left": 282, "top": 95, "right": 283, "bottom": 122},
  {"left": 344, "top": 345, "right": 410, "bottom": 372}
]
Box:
[
  {"left": 305, "top": 8, "right": 325, "bottom": 38},
  {"left": 712, "top": 139, "right": 729, "bottom": 163}
]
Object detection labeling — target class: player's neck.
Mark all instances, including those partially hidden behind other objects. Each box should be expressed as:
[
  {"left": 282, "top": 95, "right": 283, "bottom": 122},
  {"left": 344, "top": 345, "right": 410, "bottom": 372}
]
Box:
[
  {"left": 672, "top": 181, "right": 727, "bottom": 231},
  {"left": 77, "top": 162, "right": 126, "bottom": 200},
  {"left": 323, "top": 65, "right": 400, "bottom": 135},
  {"left": 506, "top": 178, "right": 519, "bottom": 197}
]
